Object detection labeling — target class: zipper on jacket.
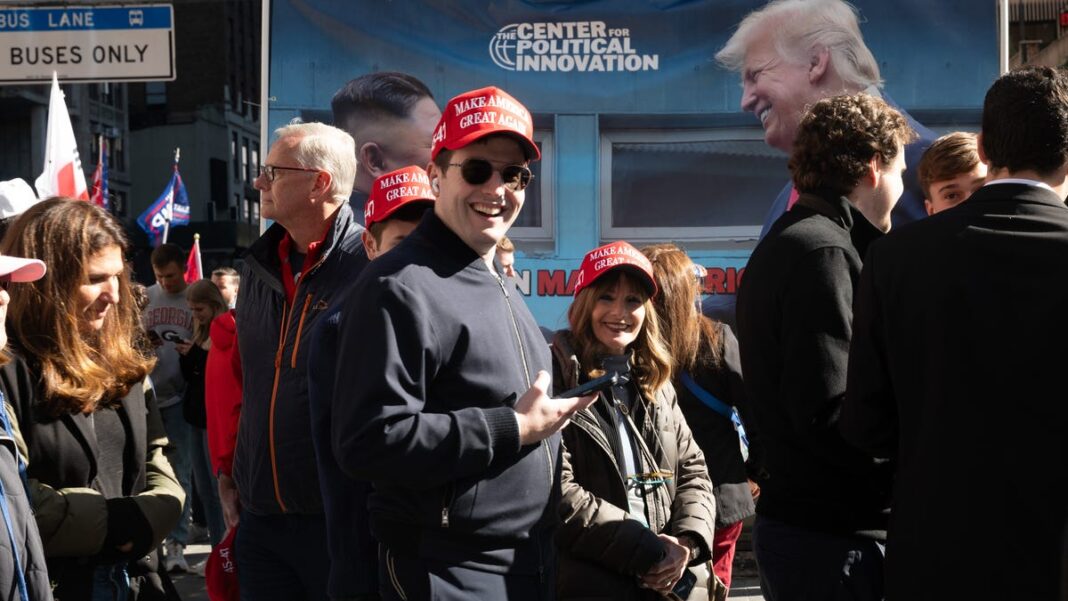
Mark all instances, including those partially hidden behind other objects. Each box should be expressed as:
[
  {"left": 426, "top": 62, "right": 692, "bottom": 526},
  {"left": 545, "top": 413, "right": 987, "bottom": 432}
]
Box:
[
  {"left": 385, "top": 548, "right": 408, "bottom": 601},
  {"left": 440, "top": 483, "right": 455, "bottom": 528},
  {"left": 289, "top": 294, "right": 314, "bottom": 368},
  {"left": 268, "top": 302, "right": 293, "bottom": 513},
  {"left": 267, "top": 253, "right": 329, "bottom": 513},
  {"left": 491, "top": 270, "right": 554, "bottom": 486}
]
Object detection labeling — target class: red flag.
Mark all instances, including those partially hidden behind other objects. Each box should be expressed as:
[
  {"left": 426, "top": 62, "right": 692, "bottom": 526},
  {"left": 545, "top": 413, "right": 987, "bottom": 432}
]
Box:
[
  {"left": 35, "top": 72, "right": 89, "bottom": 201},
  {"left": 185, "top": 234, "right": 203, "bottom": 283}
]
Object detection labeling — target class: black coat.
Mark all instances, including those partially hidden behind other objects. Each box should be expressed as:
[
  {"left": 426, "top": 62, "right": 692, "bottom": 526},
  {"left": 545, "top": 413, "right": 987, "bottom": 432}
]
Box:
[
  {"left": 234, "top": 202, "right": 366, "bottom": 516},
  {"left": 736, "top": 191, "right": 891, "bottom": 538},
  {"left": 0, "top": 353, "right": 183, "bottom": 599},
  {"left": 178, "top": 345, "right": 207, "bottom": 429},
  {"left": 841, "top": 182, "right": 1068, "bottom": 600},
  {"left": 332, "top": 211, "right": 559, "bottom": 575},
  {"left": 674, "top": 323, "right": 761, "bottom": 526}
]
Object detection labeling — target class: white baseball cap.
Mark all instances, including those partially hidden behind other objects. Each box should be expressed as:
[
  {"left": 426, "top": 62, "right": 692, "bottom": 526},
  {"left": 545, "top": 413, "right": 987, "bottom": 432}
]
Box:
[
  {"left": 0, "top": 255, "right": 45, "bottom": 283},
  {"left": 0, "top": 179, "right": 38, "bottom": 220}
]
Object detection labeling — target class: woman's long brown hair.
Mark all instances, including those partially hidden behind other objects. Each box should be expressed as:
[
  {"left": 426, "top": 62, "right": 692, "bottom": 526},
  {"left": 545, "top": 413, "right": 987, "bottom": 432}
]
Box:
[
  {"left": 1, "top": 198, "right": 155, "bottom": 415},
  {"left": 641, "top": 243, "right": 721, "bottom": 375},
  {"left": 566, "top": 269, "right": 672, "bottom": 400}
]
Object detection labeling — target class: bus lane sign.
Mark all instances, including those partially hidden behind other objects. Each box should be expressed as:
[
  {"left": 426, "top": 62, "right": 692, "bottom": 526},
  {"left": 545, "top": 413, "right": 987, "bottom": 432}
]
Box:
[{"left": 0, "top": 4, "right": 175, "bottom": 83}]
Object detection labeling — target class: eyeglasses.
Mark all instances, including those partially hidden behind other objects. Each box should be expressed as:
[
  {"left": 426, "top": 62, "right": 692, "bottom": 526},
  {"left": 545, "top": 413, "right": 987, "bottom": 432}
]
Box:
[
  {"left": 257, "top": 164, "right": 321, "bottom": 183},
  {"left": 448, "top": 159, "right": 533, "bottom": 191}
]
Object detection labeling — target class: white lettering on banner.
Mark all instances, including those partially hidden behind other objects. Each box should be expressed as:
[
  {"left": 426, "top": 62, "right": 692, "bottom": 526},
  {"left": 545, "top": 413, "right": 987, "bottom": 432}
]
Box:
[{"left": 490, "top": 21, "right": 658, "bottom": 73}]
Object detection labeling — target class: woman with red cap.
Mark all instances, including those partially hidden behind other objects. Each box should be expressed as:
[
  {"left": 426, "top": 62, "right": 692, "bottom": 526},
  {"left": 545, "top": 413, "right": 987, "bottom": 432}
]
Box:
[{"left": 551, "top": 241, "right": 718, "bottom": 600}]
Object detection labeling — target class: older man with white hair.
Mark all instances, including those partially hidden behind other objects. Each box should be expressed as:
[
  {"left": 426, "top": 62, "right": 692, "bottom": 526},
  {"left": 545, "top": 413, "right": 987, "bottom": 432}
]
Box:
[
  {"left": 717, "top": 0, "right": 935, "bottom": 230},
  {"left": 705, "top": 0, "right": 937, "bottom": 327},
  {"left": 227, "top": 121, "right": 368, "bottom": 600}
]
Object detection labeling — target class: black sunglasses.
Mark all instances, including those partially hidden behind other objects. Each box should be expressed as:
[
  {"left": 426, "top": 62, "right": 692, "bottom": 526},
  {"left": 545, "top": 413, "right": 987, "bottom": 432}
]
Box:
[{"left": 448, "top": 159, "right": 533, "bottom": 191}]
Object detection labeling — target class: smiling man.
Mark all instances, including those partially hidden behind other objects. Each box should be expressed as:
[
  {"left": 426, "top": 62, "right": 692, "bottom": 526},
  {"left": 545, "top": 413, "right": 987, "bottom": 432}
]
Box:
[
  {"left": 707, "top": 0, "right": 937, "bottom": 328},
  {"left": 332, "top": 86, "right": 595, "bottom": 601}
]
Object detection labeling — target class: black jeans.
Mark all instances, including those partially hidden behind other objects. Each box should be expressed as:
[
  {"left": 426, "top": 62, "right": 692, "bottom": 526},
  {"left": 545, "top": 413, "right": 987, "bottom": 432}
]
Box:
[
  {"left": 235, "top": 510, "right": 330, "bottom": 601},
  {"left": 753, "top": 515, "right": 885, "bottom": 601},
  {"left": 379, "top": 545, "right": 549, "bottom": 601}
]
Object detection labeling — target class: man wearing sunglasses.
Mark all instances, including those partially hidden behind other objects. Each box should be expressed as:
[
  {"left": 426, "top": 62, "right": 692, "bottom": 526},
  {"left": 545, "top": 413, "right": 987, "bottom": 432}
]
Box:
[
  {"left": 229, "top": 121, "right": 367, "bottom": 600},
  {"left": 332, "top": 86, "right": 596, "bottom": 601}
]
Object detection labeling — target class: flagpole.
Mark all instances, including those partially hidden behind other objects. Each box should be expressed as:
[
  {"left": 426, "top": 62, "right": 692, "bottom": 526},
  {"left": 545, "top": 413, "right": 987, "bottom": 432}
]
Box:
[
  {"left": 194, "top": 233, "right": 202, "bottom": 280},
  {"left": 162, "top": 147, "right": 180, "bottom": 245}
]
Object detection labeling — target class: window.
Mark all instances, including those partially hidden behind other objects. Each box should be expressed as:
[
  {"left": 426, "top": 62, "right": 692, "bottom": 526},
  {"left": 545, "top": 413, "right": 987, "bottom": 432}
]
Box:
[
  {"left": 248, "top": 140, "right": 258, "bottom": 182},
  {"left": 241, "top": 138, "right": 249, "bottom": 183},
  {"left": 231, "top": 132, "right": 239, "bottom": 180},
  {"left": 111, "top": 136, "right": 125, "bottom": 172},
  {"left": 246, "top": 196, "right": 259, "bottom": 224},
  {"left": 145, "top": 82, "right": 166, "bottom": 106},
  {"left": 600, "top": 129, "right": 786, "bottom": 242},
  {"left": 508, "top": 132, "right": 553, "bottom": 241}
]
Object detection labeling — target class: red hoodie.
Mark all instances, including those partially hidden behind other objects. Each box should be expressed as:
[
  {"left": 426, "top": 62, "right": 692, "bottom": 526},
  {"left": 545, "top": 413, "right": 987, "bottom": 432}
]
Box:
[{"left": 206, "top": 310, "right": 242, "bottom": 476}]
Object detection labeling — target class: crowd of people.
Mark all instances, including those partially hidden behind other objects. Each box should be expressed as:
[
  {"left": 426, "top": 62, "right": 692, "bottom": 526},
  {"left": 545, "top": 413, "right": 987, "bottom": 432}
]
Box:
[{"left": 0, "top": 1, "right": 1064, "bottom": 601}]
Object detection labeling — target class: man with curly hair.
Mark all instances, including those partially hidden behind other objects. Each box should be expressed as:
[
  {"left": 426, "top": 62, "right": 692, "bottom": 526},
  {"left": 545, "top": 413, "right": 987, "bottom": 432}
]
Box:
[{"left": 736, "top": 93, "right": 915, "bottom": 601}]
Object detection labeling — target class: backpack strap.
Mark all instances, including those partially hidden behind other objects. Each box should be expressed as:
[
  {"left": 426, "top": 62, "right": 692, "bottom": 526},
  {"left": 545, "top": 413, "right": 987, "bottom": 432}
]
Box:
[
  {"left": 0, "top": 395, "right": 30, "bottom": 601},
  {"left": 679, "top": 372, "right": 749, "bottom": 457}
]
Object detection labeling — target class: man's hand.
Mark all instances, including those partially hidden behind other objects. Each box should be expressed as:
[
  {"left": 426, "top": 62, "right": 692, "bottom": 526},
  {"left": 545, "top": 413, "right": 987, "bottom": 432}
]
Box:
[
  {"left": 514, "top": 371, "right": 597, "bottom": 446},
  {"left": 218, "top": 472, "right": 241, "bottom": 530},
  {"left": 641, "top": 533, "right": 690, "bottom": 593}
]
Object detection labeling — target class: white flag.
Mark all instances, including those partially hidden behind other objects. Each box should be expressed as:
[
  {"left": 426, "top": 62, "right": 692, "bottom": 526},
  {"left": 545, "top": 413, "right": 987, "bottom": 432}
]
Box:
[{"left": 35, "top": 72, "right": 89, "bottom": 201}]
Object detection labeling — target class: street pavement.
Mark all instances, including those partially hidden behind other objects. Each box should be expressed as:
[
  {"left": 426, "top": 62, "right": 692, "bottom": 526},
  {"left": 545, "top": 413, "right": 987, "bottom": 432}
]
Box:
[{"left": 171, "top": 543, "right": 209, "bottom": 600}]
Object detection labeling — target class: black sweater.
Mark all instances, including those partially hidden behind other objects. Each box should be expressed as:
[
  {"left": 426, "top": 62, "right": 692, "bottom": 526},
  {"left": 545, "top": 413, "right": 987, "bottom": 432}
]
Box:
[
  {"left": 331, "top": 211, "right": 558, "bottom": 574},
  {"left": 735, "top": 191, "right": 892, "bottom": 539}
]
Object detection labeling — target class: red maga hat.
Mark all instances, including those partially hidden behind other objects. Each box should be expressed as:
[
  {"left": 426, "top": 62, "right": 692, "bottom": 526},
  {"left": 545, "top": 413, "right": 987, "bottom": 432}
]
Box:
[
  {"left": 430, "top": 86, "right": 540, "bottom": 161},
  {"left": 205, "top": 527, "right": 239, "bottom": 601},
  {"left": 365, "top": 165, "right": 435, "bottom": 227},
  {"left": 573, "top": 241, "right": 657, "bottom": 298}
]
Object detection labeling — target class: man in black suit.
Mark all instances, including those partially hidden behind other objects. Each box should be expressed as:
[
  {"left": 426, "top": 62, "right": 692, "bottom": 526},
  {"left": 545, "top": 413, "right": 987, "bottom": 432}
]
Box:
[{"left": 841, "top": 66, "right": 1068, "bottom": 601}]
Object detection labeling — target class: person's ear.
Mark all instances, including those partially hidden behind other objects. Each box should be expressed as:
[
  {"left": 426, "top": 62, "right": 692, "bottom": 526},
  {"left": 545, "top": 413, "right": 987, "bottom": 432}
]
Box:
[
  {"left": 312, "top": 170, "right": 333, "bottom": 198},
  {"left": 868, "top": 156, "right": 881, "bottom": 188},
  {"left": 924, "top": 198, "right": 935, "bottom": 217},
  {"left": 361, "top": 229, "right": 379, "bottom": 260},
  {"left": 359, "top": 142, "right": 387, "bottom": 177},
  {"left": 976, "top": 133, "right": 988, "bottom": 164},
  {"left": 808, "top": 46, "right": 830, "bottom": 85},
  {"left": 426, "top": 162, "right": 442, "bottom": 196}
]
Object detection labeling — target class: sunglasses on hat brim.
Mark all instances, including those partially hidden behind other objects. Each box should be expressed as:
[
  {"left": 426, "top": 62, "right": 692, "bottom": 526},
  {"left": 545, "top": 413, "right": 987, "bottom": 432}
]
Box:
[{"left": 448, "top": 159, "right": 533, "bottom": 192}]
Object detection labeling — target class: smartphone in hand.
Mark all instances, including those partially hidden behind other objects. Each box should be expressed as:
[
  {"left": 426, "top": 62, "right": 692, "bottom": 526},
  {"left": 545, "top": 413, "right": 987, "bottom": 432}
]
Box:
[{"left": 555, "top": 371, "right": 629, "bottom": 399}]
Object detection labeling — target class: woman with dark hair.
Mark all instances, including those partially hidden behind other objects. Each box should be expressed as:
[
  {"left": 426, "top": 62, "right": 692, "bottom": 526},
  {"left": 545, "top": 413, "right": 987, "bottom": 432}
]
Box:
[
  {"left": 0, "top": 198, "right": 184, "bottom": 600},
  {"left": 642, "top": 243, "right": 763, "bottom": 591},
  {"left": 178, "top": 280, "right": 227, "bottom": 551},
  {"left": 552, "top": 241, "right": 717, "bottom": 600}
]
